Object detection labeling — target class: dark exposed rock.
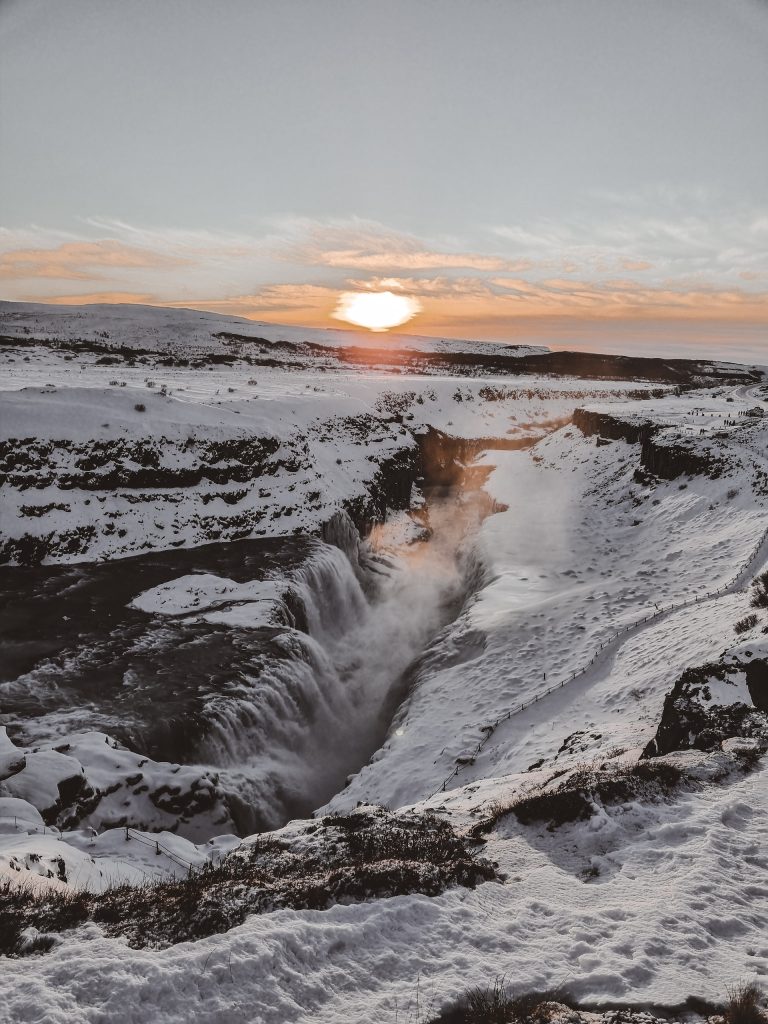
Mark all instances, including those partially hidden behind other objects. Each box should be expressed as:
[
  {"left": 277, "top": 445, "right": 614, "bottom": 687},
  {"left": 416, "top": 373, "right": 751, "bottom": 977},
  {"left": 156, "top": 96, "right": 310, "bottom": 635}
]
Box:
[
  {"left": 417, "top": 426, "right": 532, "bottom": 490},
  {"left": 481, "top": 760, "right": 685, "bottom": 833},
  {"left": 573, "top": 408, "right": 658, "bottom": 445},
  {"left": 333, "top": 346, "right": 760, "bottom": 385},
  {"left": 342, "top": 444, "right": 421, "bottom": 535},
  {"left": 644, "top": 659, "right": 768, "bottom": 757},
  {"left": 640, "top": 434, "right": 726, "bottom": 481},
  {"left": 745, "top": 658, "right": 768, "bottom": 711},
  {"left": 0, "top": 436, "right": 282, "bottom": 491},
  {"left": 1, "top": 526, "right": 97, "bottom": 566},
  {"left": 574, "top": 408, "right": 731, "bottom": 481}
]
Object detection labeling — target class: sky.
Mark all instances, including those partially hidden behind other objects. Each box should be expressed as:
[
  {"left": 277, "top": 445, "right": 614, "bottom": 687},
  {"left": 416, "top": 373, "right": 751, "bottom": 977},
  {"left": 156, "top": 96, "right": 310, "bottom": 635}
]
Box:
[{"left": 1, "top": 0, "right": 766, "bottom": 359}]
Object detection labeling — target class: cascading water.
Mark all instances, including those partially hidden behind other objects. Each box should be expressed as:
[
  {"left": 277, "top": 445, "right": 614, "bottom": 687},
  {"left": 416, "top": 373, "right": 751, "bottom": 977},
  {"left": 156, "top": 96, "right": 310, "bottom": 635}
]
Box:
[
  {"left": 289, "top": 541, "right": 369, "bottom": 642},
  {"left": 197, "top": 494, "right": 488, "bottom": 833},
  {"left": 195, "top": 542, "right": 377, "bottom": 831}
]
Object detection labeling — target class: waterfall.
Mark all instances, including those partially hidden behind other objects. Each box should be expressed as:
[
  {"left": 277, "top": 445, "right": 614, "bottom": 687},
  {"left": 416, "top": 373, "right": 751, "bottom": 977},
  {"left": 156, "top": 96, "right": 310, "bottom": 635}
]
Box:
[
  {"left": 288, "top": 539, "right": 369, "bottom": 645},
  {"left": 192, "top": 537, "right": 376, "bottom": 830},
  {"left": 193, "top": 497, "right": 483, "bottom": 832}
]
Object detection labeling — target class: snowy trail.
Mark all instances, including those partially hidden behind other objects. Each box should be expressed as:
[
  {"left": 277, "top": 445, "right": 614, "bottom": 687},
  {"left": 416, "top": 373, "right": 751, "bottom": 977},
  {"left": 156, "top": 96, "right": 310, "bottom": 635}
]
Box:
[{"left": 437, "top": 517, "right": 768, "bottom": 793}]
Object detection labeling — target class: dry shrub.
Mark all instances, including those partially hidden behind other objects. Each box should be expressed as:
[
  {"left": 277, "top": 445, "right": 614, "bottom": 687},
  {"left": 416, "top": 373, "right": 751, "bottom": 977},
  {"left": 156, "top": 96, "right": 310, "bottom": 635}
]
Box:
[
  {"left": 725, "top": 982, "right": 768, "bottom": 1024},
  {"left": 433, "top": 977, "right": 573, "bottom": 1024}
]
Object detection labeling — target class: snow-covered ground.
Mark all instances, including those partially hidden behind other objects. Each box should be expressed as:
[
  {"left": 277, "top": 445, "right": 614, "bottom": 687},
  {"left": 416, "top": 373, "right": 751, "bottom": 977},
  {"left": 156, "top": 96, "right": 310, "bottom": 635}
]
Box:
[
  {"left": 0, "top": 299, "right": 548, "bottom": 358},
  {"left": 1, "top": 303, "right": 767, "bottom": 1021},
  {"left": 334, "top": 396, "right": 768, "bottom": 807},
  {"left": 0, "top": 338, "right": 664, "bottom": 563}
]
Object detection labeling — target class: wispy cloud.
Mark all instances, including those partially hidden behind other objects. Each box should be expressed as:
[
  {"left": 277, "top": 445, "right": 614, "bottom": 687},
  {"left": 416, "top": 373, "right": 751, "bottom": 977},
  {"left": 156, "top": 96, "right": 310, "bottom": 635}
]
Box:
[
  {"left": 162, "top": 284, "right": 341, "bottom": 322},
  {"left": 152, "top": 275, "right": 768, "bottom": 331},
  {"left": 40, "top": 291, "right": 157, "bottom": 305},
  {"left": 490, "top": 202, "right": 768, "bottom": 282},
  {"left": 275, "top": 217, "right": 530, "bottom": 272},
  {"left": 0, "top": 240, "right": 190, "bottom": 281}
]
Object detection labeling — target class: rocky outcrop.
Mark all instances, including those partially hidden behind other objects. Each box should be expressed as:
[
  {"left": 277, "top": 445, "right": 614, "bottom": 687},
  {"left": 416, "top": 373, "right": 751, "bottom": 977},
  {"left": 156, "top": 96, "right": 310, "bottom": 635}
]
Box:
[
  {"left": 574, "top": 408, "right": 730, "bottom": 481},
  {"left": 644, "top": 658, "right": 768, "bottom": 757},
  {"left": 0, "top": 729, "right": 236, "bottom": 838},
  {"left": 417, "top": 426, "right": 532, "bottom": 489},
  {"left": 573, "top": 408, "right": 658, "bottom": 445},
  {"left": 0, "top": 403, "right": 422, "bottom": 564},
  {"left": 745, "top": 656, "right": 768, "bottom": 711},
  {"left": 640, "top": 434, "right": 727, "bottom": 481},
  {"left": 342, "top": 444, "right": 421, "bottom": 536},
  {"left": 0, "top": 435, "right": 282, "bottom": 491}
]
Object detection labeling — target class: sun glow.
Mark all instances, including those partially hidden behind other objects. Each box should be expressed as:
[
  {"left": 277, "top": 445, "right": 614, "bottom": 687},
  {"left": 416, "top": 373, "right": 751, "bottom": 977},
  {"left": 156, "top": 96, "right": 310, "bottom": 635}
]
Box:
[{"left": 333, "top": 290, "right": 420, "bottom": 332}]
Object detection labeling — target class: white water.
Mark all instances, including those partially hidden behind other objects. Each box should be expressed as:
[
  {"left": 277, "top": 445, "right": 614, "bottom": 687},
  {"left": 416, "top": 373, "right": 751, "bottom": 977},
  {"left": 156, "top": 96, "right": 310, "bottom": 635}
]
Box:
[{"left": 198, "top": 498, "right": 484, "bottom": 832}]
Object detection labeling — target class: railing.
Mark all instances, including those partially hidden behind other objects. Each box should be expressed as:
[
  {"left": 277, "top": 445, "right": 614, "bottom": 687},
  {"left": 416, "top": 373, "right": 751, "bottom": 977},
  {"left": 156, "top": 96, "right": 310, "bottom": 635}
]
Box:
[
  {"left": 122, "top": 826, "right": 197, "bottom": 872},
  {"left": 432, "top": 520, "right": 768, "bottom": 796},
  {"left": 3, "top": 820, "right": 198, "bottom": 874},
  {"left": 3, "top": 820, "right": 60, "bottom": 837}
]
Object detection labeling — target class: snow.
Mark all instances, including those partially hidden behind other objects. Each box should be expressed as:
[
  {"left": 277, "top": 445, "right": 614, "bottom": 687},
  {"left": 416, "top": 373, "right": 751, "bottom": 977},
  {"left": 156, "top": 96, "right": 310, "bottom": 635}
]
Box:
[
  {"left": 0, "top": 797, "right": 45, "bottom": 830},
  {"left": 0, "top": 368, "right": 674, "bottom": 565},
  {"left": 1, "top": 760, "right": 767, "bottom": 1021},
  {"left": 2, "top": 303, "right": 768, "bottom": 1020},
  {"left": 0, "top": 727, "right": 238, "bottom": 841},
  {"left": 0, "top": 299, "right": 548, "bottom": 358},
  {"left": 0, "top": 382, "right": 417, "bottom": 562},
  {"left": 328, "top": 407, "right": 768, "bottom": 810},
  {"left": 130, "top": 573, "right": 287, "bottom": 627}
]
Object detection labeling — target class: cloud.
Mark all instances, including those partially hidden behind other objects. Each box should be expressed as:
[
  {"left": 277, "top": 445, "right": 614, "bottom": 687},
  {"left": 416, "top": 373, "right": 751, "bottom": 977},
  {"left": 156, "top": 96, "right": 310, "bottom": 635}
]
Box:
[
  {"left": 276, "top": 218, "right": 531, "bottom": 272},
  {"left": 344, "top": 275, "right": 494, "bottom": 298},
  {"left": 6, "top": 204, "right": 766, "bottom": 358},
  {"left": 490, "top": 203, "right": 768, "bottom": 282},
  {"left": 619, "top": 258, "right": 654, "bottom": 271},
  {"left": 0, "top": 240, "right": 190, "bottom": 281},
  {"left": 35, "top": 291, "right": 156, "bottom": 305},
  {"left": 81, "top": 218, "right": 268, "bottom": 261},
  {"left": 150, "top": 275, "right": 768, "bottom": 333},
  {"left": 489, "top": 275, "right": 768, "bottom": 319},
  {"left": 161, "top": 284, "right": 342, "bottom": 324}
]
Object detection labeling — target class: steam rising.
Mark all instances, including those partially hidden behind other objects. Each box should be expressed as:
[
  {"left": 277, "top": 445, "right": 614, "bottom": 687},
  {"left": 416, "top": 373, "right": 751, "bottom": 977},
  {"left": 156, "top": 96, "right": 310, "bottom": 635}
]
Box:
[{"left": 204, "top": 496, "right": 482, "bottom": 832}]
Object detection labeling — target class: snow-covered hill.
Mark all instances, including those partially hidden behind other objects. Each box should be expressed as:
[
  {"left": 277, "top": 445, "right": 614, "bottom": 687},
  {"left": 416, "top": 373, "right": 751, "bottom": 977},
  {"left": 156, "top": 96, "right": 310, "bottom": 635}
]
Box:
[{"left": 0, "top": 300, "right": 548, "bottom": 358}]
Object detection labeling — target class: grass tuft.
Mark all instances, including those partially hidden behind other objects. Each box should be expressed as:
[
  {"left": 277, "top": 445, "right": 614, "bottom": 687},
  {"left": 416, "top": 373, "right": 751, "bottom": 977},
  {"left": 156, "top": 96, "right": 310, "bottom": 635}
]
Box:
[
  {"left": 432, "top": 977, "right": 575, "bottom": 1023},
  {"left": 725, "top": 982, "right": 768, "bottom": 1024}
]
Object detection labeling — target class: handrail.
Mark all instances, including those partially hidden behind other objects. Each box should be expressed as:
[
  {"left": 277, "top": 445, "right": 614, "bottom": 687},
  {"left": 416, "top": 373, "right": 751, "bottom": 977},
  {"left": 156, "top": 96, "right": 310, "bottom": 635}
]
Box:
[
  {"left": 3, "top": 820, "right": 61, "bottom": 837},
  {"left": 4, "top": 820, "right": 197, "bottom": 874},
  {"left": 122, "top": 827, "right": 196, "bottom": 872},
  {"left": 432, "top": 520, "right": 768, "bottom": 796}
]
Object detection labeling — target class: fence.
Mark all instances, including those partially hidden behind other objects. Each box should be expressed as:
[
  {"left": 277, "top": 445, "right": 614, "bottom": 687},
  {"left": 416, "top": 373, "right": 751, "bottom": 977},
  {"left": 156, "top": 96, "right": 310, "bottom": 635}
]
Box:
[
  {"left": 432, "top": 519, "right": 768, "bottom": 796},
  {"left": 4, "top": 820, "right": 197, "bottom": 874},
  {"left": 122, "top": 827, "right": 197, "bottom": 872},
  {"left": 5, "top": 820, "right": 60, "bottom": 837}
]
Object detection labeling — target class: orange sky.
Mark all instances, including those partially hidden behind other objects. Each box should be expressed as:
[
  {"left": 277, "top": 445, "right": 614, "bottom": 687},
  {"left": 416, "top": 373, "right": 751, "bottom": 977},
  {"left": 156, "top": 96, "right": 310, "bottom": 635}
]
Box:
[{"left": 2, "top": 220, "right": 766, "bottom": 360}]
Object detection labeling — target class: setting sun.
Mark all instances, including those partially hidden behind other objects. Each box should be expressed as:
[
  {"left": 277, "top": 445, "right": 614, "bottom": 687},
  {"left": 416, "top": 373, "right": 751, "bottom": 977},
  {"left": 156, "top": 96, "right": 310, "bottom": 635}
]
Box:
[{"left": 333, "top": 290, "right": 421, "bottom": 332}]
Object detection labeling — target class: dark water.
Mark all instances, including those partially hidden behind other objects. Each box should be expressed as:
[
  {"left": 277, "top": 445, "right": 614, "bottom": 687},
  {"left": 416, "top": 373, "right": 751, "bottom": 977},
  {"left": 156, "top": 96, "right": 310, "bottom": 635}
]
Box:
[{"left": 0, "top": 537, "right": 315, "bottom": 760}]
